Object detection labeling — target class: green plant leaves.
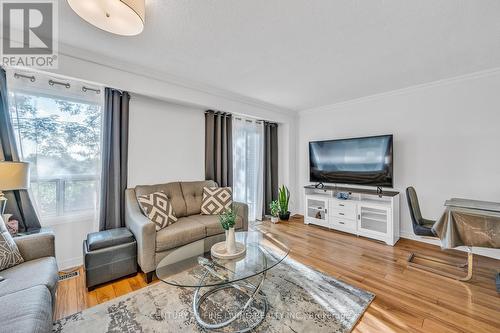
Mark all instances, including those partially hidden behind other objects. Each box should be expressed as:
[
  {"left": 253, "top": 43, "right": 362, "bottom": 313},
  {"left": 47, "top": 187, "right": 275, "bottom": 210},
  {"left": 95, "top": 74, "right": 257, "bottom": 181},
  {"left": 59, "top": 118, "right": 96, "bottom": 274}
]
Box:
[
  {"left": 278, "top": 185, "right": 290, "bottom": 213},
  {"left": 218, "top": 208, "right": 237, "bottom": 230},
  {"left": 269, "top": 200, "right": 280, "bottom": 217}
]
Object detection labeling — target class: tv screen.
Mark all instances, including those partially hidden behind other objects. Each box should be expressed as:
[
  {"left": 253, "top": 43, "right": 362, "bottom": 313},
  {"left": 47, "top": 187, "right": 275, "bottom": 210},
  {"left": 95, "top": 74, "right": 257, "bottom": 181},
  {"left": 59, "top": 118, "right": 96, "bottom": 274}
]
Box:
[{"left": 309, "top": 135, "right": 393, "bottom": 187}]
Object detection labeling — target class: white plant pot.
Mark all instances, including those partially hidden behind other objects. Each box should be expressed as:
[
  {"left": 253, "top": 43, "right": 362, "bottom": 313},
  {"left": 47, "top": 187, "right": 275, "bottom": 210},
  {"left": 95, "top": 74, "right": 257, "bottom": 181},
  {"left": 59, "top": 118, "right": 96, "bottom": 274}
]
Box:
[
  {"left": 271, "top": 216, "right": 279, "bottom": 223},
  {"left": 225, "top": 227, "right": 237, "bottom": 254}
]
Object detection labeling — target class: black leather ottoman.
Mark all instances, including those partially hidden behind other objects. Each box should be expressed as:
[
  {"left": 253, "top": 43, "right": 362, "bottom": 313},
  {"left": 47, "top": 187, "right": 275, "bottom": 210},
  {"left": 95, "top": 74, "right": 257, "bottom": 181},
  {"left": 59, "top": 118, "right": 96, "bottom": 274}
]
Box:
[{"left": 83, "top": 228, "right": 137, "bottom": 290}]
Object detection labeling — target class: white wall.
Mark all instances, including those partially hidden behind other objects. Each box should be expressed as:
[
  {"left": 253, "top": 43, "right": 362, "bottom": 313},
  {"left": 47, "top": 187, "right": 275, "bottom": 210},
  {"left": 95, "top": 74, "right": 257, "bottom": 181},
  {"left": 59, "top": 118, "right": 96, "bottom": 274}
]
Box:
[
  {"left": 278, "top": 120, "right": 299, "bottom": 213},
  {"left": 51, "top": 219, "right": 95, "bottom": 269},
  {"left": 128, "top": 95, "right": 205, "bottom": 186},
  {"left": 297, "top": 70, "right": 500, "bottom": 258}
]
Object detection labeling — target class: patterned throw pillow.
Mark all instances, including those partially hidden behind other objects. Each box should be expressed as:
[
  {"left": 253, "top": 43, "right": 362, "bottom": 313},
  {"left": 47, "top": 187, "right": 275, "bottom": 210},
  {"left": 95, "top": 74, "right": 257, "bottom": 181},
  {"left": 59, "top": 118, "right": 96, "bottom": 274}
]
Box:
[
  {"left": 137, "top": 191, "right": 178, "bottom": 231},
  {"left": 0, "top": 216, "right": 24, "bottom": 270},
  {"left": 201, "top": 187, "right": 232, "bottom": 215}
]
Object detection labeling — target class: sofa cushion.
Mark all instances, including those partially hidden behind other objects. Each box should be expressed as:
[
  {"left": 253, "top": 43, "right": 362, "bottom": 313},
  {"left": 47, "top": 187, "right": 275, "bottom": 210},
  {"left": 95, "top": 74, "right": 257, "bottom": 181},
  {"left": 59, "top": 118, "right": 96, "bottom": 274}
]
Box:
[
  {"left": 181, "top": 180, "right": 217, "bottom": 216},
  {"left": 155, "top": 217, "right": 207, "bottom": 252},
  {"left": 190, "top": 214, "right": 243, "bottom": 237},
  {"left": 201, "top": 187, "right": 233, "bottom": 215},
  {"left": 0, "top": 285, "right": 52, "bottom": 333},
  {"left": 137, "top": 191, "right": 178, "bottom": 231},
  {"left": 135, "top": 182, "right": 187, "bottom": 217},
  {"left": 0, "top": 257, "right": 58, "bottom": 300},
  {"left": 0, "top": 216, "right": 24, "bottom": 270}
]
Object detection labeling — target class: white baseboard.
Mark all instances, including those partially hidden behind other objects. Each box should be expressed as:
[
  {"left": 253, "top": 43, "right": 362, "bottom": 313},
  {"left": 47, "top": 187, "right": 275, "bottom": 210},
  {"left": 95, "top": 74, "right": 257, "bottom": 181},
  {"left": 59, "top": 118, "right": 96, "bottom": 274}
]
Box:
[{"left": 57, "top": 257, "right": 83, "bottom": 271}]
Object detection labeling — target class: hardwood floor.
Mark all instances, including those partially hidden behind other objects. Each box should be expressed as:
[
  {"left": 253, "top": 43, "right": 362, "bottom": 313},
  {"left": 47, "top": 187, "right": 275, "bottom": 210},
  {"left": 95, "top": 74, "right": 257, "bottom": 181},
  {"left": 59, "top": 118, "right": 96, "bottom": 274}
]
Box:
[{"left": 55, "top": 216, "right": 500, "bottom": 332}]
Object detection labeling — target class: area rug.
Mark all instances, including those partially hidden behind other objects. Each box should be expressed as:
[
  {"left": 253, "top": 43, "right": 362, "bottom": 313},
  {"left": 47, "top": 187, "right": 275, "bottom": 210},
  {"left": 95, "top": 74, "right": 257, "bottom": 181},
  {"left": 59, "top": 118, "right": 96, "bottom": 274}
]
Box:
[{"left": 53, "top": 257, "right": 374, "bottom": 333}]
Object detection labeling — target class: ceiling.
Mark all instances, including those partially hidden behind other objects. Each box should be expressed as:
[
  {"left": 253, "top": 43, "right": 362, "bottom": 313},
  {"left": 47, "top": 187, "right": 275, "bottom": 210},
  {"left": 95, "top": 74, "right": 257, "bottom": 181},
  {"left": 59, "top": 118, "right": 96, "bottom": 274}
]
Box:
[{"left": 58, "top": 0, "right": 500, "bottom": 111}]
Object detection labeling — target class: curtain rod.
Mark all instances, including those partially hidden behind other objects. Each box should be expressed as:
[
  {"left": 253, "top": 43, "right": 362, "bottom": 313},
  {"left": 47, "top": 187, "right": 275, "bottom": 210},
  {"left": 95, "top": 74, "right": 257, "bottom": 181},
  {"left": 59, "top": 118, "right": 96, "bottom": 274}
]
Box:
[
  {"left": 205, "top": 110, "right": 230, "bottom": 116},
  {"left": 235, "top": 117, "right": 278, "bottom": 126},
  {"left": 14, "top": 73, "right": 35, "bottom": 82},
  {"left": 14, "top": 71, "right": 102, "bottom": 94},
  {"left": 49, "top": 79, "right": 70, "bottom": 89},
  {"left": 235, "top": 117, "right": 263, "bottom": 124},
  {"left": 206, "top": 109, "right": 278, "bottom": 125},
  {"left": 82, "top": 86, "right": 101, "bottom": 94}
]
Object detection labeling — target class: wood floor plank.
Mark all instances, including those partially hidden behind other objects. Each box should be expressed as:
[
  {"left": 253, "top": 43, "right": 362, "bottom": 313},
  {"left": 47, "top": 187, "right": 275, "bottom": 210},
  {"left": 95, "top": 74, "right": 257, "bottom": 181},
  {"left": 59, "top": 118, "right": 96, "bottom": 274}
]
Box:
[
  {"left": 94, "top": 284, "right": 116, "bottom": 304},
  {"left": 112, "top": 278, "right": 134, "bottom": 297},
  {"left": 421, "top": 318, "right": 468, "bottom": 333},
  {"left": 86, "top": 290, "right": 98, "bottom": 308},
  {"left": 129, "top": 273, "right": 149, "bottom": 291},
  {"left": 75, "top": 267, "right": 88, "bottom": 312},
  {"left": 54, "top": 216, "right": 500, "bottom": 333},
  {"left": 54, "top": 270, "right": 80, "bottom": 320}
]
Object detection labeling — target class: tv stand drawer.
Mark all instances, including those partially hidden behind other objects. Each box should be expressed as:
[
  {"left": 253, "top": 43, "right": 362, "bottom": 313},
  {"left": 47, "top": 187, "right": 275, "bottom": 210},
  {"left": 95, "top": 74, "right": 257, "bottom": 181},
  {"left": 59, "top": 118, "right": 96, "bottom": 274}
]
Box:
[
  {"left": 329, "top": 202, "right": 357, "bottom": 220},
  {"left": 331, "top": 217, "right": 356, "bottom": 232},
  {"left": 331, "top": 200, "right": 356, "bottom": 210}
]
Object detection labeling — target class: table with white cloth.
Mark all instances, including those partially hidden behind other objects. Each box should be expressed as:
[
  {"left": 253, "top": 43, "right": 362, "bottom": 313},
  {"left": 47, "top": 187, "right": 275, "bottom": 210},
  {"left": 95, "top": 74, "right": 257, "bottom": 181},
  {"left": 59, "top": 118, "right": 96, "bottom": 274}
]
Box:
[{"left": 432, "top": 198, "right": 500, "bottom": 291}]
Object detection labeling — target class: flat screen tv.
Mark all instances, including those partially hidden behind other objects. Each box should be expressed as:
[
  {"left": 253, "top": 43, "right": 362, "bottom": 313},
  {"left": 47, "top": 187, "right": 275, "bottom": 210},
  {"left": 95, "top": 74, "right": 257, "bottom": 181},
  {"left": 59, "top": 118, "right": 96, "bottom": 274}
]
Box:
[{"left": 309, "top": 135, "right": 393, "bottom": 187}]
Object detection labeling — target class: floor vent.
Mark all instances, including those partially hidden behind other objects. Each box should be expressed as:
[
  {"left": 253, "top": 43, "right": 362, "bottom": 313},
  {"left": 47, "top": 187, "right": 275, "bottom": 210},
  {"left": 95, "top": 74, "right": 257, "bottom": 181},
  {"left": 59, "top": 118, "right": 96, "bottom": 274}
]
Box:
[{"left": 59, "top": 270, "right": 79, "bottom": 281}]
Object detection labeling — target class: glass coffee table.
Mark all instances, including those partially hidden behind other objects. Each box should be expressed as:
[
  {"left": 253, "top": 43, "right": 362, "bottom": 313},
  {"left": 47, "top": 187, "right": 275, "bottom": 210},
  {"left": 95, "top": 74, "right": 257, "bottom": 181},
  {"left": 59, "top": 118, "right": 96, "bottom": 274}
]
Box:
[{"left": 156, "top": 231, "right": 289, "bottom": 332}]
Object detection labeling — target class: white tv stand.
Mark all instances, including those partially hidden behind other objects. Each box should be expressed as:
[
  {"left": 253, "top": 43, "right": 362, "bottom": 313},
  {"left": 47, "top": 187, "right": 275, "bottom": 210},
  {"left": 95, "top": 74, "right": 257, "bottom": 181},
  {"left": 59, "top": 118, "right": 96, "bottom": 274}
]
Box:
[{"left": 304, "top": 185, "right": 400, "bottom": 246}]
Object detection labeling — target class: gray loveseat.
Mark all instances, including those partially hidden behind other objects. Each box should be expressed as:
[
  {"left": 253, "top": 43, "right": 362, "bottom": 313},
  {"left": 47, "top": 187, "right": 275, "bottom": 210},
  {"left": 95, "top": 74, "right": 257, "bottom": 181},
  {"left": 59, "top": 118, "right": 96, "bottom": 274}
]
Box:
[
  {"left": 125, "top": 180, "right": 248, "bottom": 282},
  {"left": 0, "top": 217, "right": 58, "bottom": 333}
]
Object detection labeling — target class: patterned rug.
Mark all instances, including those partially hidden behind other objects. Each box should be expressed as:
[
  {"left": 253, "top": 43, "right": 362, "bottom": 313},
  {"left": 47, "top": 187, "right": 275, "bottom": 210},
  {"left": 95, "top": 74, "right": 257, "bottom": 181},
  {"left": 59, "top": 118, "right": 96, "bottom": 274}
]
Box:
[{"left": 53, "top": 257, "right": 374, "bottom": 333}]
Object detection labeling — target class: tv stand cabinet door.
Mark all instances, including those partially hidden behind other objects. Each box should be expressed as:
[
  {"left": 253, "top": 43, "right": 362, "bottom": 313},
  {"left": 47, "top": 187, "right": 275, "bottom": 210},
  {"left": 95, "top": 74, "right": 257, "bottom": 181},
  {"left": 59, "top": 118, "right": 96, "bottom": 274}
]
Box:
[
  {"left": 357, "top": 204, "right": 391, "bottom": 243},
  {"left": 305, "top": 195, "right": 330, "bottom": 228}
]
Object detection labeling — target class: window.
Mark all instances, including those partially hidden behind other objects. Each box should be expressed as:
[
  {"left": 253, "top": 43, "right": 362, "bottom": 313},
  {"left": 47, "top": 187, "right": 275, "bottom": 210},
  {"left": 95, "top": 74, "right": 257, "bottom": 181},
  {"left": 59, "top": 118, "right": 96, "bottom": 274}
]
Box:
[
  {"left": 7, "top": 70, "right": 103, "bottom": 225},
  {"left": 232, "top": 117, "right": 264, "bottom": 221}
]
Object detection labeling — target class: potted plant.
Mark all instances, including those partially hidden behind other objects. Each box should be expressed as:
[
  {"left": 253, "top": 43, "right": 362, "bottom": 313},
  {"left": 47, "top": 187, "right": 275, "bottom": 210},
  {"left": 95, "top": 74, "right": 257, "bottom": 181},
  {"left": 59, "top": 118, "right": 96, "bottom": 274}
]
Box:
[
  {"left": 219, "top": 208, "right": 237, "bottom": 254},
  {"left": 269, "top": 200, "right": 280, "bottom": 223},
  {"left": 278, "top": 185, "right": 291, "bottom": 221}
]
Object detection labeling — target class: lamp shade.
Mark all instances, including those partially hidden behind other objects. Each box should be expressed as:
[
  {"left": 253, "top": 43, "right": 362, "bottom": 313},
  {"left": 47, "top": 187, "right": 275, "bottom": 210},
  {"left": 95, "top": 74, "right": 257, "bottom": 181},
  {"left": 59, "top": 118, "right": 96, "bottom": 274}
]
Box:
[
  {"left": 0, "top": 161, "right": 30, "bottom": 191},
  {"left": 67, "top": 0, "right": 145, "bottom": 36}
]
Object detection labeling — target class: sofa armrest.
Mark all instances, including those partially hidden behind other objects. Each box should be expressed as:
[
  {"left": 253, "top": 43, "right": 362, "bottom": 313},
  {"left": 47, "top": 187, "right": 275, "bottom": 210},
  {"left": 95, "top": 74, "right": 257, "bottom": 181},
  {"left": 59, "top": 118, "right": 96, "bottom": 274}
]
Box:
[
  {"left": 14, "top": 231, "right": 55, "bottom": 261},
  {"left": 233, "top": 201, "right": 249, "bottom": 231},
  {"left": 125, "top": 188, "right": 156, "bottom": 273}
]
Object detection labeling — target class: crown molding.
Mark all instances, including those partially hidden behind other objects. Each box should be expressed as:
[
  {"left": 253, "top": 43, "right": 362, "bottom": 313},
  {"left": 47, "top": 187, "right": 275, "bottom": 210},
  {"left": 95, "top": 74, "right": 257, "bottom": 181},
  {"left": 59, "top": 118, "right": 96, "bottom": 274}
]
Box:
[
  {"left": 300, "top": 67, "right": 500, "bottom": 115},
  {"left": 56, "top": 43, "right": 295, "bottom": 116}
]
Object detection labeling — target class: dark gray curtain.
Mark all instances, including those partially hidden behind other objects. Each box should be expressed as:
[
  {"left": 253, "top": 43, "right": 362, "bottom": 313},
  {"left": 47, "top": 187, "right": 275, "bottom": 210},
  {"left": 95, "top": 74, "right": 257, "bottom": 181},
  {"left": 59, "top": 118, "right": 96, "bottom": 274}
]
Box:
[
  {"left": 99, "top": 88, "right": 130, "bottom": 231},
  {"left": 205, "top": 110, "right": 233, "bottom": 187},
  {"left": 263, "top": 121, "right": 279, "bottom": 216},
  {"left": 0, "top": 67, "right": 41, "bottom": 231}
]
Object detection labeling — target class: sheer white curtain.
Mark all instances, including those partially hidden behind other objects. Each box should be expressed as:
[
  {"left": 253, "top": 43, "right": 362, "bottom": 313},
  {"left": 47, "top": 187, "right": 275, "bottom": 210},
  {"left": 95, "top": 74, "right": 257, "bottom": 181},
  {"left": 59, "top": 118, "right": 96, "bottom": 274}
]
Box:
[
  {"left": 7, "top": 69, "right": 103, "bottom": 228},
  {"left": 232, "top": 118, "right": 264, "bottom": 221}
]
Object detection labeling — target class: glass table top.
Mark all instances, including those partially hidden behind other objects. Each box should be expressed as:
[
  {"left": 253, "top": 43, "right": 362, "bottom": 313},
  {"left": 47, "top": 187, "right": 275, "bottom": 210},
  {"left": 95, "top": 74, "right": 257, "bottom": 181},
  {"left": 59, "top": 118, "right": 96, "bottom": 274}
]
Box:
[{"left": 155, "top": 231, "right": 290, "bottom": 288}]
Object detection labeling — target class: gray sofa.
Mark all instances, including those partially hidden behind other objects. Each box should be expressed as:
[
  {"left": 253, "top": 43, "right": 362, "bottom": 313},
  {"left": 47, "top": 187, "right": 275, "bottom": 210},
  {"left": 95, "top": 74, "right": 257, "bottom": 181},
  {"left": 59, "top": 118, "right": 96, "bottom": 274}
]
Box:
[
  {"left": 0, "top": 219, "right": 58, "bottom": 333},
  {"left": 125, "top": 180, "right": 248, "bottom": 282}
]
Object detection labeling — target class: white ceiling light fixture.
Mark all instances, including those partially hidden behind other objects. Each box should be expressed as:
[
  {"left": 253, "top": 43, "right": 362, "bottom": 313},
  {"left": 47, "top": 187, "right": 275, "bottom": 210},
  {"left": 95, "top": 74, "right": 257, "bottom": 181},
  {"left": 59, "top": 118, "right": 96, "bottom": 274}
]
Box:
[{"left": 67, "top": 0, "right": 145, "bottom": 36}]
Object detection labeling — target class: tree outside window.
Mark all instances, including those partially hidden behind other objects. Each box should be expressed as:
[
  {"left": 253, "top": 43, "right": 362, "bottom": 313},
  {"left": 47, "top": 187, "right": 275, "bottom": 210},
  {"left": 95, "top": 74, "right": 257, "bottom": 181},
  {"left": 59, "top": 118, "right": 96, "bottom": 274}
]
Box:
[{"left": 9, "top": 91, "right": 102, "bottom": 219}]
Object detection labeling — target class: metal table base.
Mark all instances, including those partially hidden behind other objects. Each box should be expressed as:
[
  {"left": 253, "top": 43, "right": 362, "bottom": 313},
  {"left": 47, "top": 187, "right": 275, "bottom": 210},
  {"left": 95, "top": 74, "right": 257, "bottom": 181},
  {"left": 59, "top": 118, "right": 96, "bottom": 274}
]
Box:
[{"left": 193, "top": 262, "right": 268, "bottom": 332}]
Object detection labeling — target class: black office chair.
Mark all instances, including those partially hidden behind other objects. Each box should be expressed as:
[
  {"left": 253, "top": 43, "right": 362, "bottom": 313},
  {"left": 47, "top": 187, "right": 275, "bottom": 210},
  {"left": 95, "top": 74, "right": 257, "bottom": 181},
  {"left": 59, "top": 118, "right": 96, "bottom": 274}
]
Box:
[{"left": 406, "top": 187, "right": 473, "bottom": 281}]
